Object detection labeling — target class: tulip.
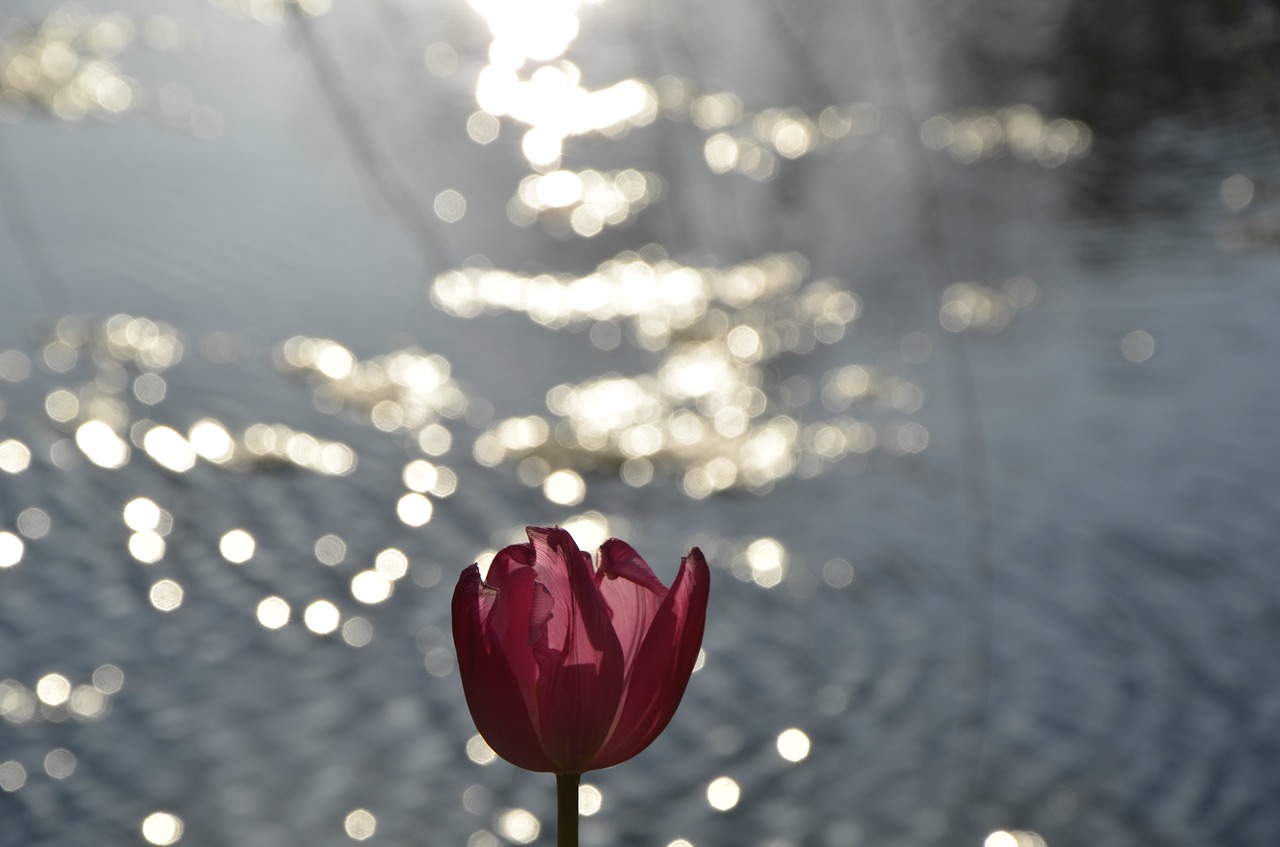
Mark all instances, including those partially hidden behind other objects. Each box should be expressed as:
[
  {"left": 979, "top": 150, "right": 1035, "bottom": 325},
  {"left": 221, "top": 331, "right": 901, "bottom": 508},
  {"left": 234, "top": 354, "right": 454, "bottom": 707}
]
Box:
[{"left": 452, "top": 526, "right": 709, "bottom": 846}]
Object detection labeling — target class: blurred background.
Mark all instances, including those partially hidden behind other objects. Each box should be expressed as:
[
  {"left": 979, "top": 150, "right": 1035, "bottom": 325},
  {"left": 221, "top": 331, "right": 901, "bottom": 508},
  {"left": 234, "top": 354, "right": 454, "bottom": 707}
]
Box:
[{"left": 2, "top": 1, "right": 1279, "bottom": 845}]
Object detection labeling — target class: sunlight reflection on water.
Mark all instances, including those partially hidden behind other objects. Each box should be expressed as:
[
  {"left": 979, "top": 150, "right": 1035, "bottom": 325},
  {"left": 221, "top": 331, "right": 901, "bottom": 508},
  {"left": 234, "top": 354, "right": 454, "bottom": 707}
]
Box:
[{"left": 2, "top": 0, "right": 1276, "bottom": 846}]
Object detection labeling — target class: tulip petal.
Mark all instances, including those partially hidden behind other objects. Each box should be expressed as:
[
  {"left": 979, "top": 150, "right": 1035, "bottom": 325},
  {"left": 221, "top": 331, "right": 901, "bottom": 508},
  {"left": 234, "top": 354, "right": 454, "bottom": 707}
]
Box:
[
  {"left": 593, "top": 547, "right": 710, "bottom": 770},
  {"left": 527, "top": 580, "right": 554, "bottom": 647},
  {"left": 483, "top": 542, "right": 532, "bottom": 587},
  {"left": 527, "top": 527, "right": 625, "bottom": 773},
  {"left": 484, "top": 555, "right": 544, "bottom": 726},
  {"left": 452, "top": 563, "right": 556, "bottom": 772},
  {"left": 595, "top": 538, "right": 669, "bottom": 677}
]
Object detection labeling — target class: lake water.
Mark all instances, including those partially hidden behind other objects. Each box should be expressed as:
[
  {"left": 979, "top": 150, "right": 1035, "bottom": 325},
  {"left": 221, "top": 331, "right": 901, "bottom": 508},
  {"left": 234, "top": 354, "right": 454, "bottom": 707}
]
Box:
[{"left": 2, "top": 1, "right": 1279, "bottom": 846}]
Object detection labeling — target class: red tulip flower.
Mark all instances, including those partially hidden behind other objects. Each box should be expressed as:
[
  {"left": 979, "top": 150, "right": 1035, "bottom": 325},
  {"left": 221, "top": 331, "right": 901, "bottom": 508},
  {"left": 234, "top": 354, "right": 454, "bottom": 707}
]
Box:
[{"left": 452, "top": 526, "right": 710, "bottom": 777}]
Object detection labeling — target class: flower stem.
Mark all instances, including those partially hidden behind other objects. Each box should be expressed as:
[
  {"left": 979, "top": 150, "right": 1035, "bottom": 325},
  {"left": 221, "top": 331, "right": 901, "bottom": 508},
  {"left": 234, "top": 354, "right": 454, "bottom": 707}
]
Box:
[{"left": 556, "top": 772, "right": 580, "bottom": 847}]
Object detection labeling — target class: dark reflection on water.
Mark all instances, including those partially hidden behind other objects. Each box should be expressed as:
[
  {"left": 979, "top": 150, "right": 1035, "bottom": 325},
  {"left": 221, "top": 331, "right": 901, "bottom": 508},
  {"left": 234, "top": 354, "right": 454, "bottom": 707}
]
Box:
[{"left": 2, "top": 1, "right": 1280, "bottom": 846}]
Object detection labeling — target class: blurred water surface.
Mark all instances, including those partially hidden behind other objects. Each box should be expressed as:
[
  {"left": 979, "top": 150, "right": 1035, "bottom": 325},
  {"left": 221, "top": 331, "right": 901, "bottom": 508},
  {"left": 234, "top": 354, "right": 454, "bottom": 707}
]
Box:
[{"left": 2, "top": 1, "right": 1280, "bottom": 846}]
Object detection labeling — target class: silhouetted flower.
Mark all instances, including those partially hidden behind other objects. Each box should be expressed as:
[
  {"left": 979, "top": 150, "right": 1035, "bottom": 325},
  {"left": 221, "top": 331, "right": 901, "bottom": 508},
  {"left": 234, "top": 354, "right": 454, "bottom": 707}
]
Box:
[{"left": 452, "top": 526, "right": 709, "bottom": 774}]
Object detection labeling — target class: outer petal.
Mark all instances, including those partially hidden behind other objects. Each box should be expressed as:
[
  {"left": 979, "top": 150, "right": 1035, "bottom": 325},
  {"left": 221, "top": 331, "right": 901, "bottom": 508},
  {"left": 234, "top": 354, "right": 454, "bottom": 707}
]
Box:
[
  {"left": 527, "top": 527, "right": 625, "bottom": 773},
  {"left": 481, "top": 544, "right": 543, "bottom": 721},
  {"left": 595, "top": 538, "right": 669, "bottom": 678},
  {"left": 452, "top": 562, "right": 556, "bottom": 772},
  {"left": 483, "top": 542, "right": 532, "bottom": 589},
  {"left": 591, "top": 547, "right": 710, "bottom": 770}
]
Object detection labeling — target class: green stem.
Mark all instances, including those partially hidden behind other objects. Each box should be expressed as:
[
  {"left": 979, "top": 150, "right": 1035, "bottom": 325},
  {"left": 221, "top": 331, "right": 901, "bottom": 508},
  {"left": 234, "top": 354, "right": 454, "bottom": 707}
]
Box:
[{"left": 556, "top": 773, "right": 580, "bottom": 847}]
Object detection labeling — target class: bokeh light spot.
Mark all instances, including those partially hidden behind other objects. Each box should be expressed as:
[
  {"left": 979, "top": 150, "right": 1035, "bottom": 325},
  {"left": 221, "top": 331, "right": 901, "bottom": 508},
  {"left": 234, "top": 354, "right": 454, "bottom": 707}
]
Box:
[
  {"left": 397, "top": 493, "right": 434, "bottom": 526},
  {"left": 344, "top": 809, "right": 377, "bottom": 841},
  {"left": 1221, "top": 174, "right": 1254, "bottom": 210},
  {"left": 123, "top": 498, "right": 161, "bottom": 531},
  {"left": 0, "top": 532, "right": 24, "bottom": 568},
  {"left": 257, "top": 597, "right": 290, "bottom": 629},
  {"left": 304, "top": 600, "right": 341, "bottom": 634},
  {"left": 776, "top": 728, "right": 811, "bottom": 762},
  {"left": 375, "top": 548, "right": 409, "bottom": 580},
  {"left": 220, "top": 529, "right": 255, "bottom": 564},
  {"left": 315, "top": 534, "right": 347, "bottom": 565},
  {"left": 424, "top": 647, "right": 455, "bottom": 677},
  {"left": 543, "top": 469, "right": 585, "bottom": 505},
  {"left": 466, "top": 734, "right": 497, "bottom": 765},
  {"left": 403, "top": 459, "right": 439, "bottom": 492},
  {"left": 141, "top": 812, "right": 183, "bottom": 845},
  {"left": 579, "top": 784, "right": 603, "bottom": 816},
  {"left": 497, "top": 809, "right": 540, "bottom": 844},
  {"left": 1122, "top": 330, "right": 1155, "bottom": 363},
  {"left": 44, "top": 748, "right": 76, "bottom": 779},
  {"left": 149, "top": 579, "right": 184, "bottom": 612},
  {"left": 823, "top": 558, "right": 855, "bottom": 589},
  {"left": 70, "top": 685, "right": 108, "bottom": 720},
  {"left": 417, "top": 424, "right": 452, "bottom": 456},
  {"left": 707, "top": 776, "right": 740, "bottom": 811},
  {"left": 351, "top": 570, "right": 393, "bottom": 604},
  {"left": 467, "top": 110, "right": 500, "bottom": 144},
  {"left": 746, "top": 538, "right": 786, "bottom": 588},
  {"left": 0, "top": 440, "right": 31, "bottom": 474},
  {"left": 77, "top": 421, "right": 129, "bottom": 469},
  {"left": 189, "top": 420, "right": 234, "bottom": 463},
  {"left": 36, "top": 673, "right": 70, "bottom": 706},
  {"left": 92, "top": 665, "right": 125, "bottom": 694},
  {"left": 0, "top": 761, "right": 27, "bottom": 792},
  {"left": 134, "top": 373, "right": 167, "bottom": 405},
  {"left": 435, "top": 189, "right": 467, "bottom": 223},
  {"left": 342, "top": 617, "right": 373, "bottom": 647},
  {"left": 17, "top": 508, "right": 51, "bottom": 539},
  {"left": 424, "top": 42, "right": 457, "bottom": 76},
  {"left": 129, "top": 530, "right": 165, "bottom": 563}
]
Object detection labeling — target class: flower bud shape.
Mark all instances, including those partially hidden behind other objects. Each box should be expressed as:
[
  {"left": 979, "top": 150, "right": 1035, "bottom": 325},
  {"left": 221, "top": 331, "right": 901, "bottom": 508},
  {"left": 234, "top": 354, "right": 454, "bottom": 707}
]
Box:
[{"left": 452, "top": 526, "right": 710, "bottom": 774}]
